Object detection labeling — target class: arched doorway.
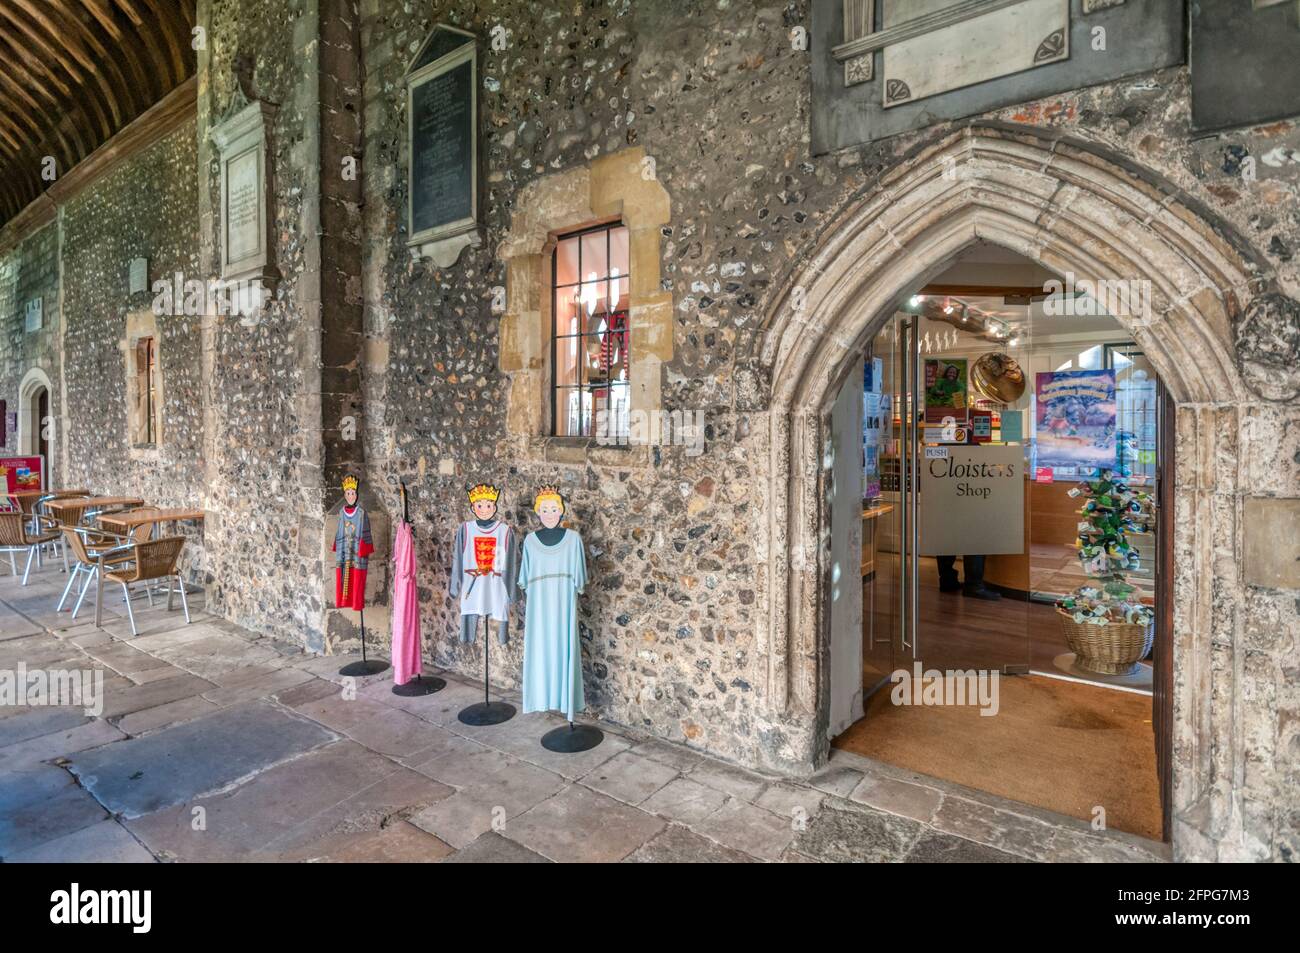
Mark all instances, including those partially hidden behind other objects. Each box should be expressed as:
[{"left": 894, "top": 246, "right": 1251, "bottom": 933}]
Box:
[
  {"left": 757, "top": 123, "right": 1262, "bottom": 859},
  {"left": 18, "top": 367, "right": 54, "bottom": 486}
]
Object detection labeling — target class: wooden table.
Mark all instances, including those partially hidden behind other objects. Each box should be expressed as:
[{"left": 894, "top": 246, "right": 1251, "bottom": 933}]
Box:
[
  {"left": 79, "top": 496, "right": 146, "bottom": 513},
  {"left": 5, "top": 488, "right": 90, "bottom": 513},
  {"left": 94, "top": 509, "right": 205, "bottom": 627},
  {"left": 97, "top": 507, "right": 205, "bottom": 535},
  {"left": 4, "top": 489, "right": 92, "bottom": 572},
  {"left": 46, "top": 499, "right": 142, "bottom": 520}
]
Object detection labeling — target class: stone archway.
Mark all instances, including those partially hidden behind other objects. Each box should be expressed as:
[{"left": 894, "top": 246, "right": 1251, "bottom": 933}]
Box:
[
  {"left": 756, "top": 123, "right": 1275, "bottom": 861},
  {"left": 18, "top": 366, "right": 53, "bottom": 460}
]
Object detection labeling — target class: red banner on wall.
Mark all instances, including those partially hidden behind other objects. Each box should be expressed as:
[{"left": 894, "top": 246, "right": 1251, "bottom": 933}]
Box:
[{"left": 0, "top": 456, "right": 44, "bottom": 493}]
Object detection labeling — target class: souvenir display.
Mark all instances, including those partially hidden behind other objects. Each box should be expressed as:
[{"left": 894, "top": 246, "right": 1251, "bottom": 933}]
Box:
[{"left": 1056, "top": 432, "right": 1156, "bottom": 675}]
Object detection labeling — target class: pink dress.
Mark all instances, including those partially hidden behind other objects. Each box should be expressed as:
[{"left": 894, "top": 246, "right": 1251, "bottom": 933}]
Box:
[{"left": 391, "top": 520, "right": 422, "bottom": 684}]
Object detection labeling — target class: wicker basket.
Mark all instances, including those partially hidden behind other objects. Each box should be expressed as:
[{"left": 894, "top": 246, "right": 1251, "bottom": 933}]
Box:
[{"left": 1057, "top": 609, "right": 1154, "bottom": 676}]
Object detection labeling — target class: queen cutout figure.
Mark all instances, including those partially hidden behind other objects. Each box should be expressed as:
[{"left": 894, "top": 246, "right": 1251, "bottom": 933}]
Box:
[
  {"left": 333, "top": 474, "right": 373, "bottom": 611},
  {"left": 520, "top": 485, "right": 602, "bottom": 752}
]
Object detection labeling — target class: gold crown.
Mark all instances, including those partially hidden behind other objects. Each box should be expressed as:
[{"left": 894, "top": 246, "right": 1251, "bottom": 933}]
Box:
[
  {"left": 467, "top": 483, "right": 500, "bottom": 505},
  {"left": 533, "top": 484, "right": 564, "bottom": 512},
  {"left": 341, "top": 475, "right": 359, "bottom": 492}
]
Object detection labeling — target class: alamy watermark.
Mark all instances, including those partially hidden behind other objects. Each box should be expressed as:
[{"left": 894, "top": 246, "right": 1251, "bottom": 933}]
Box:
[
  {"left": 0, "top": 663, "right": 104, "bottom": 717},
  {"left": 890, "top": 662, "right": 1000, "bottom": 717},
  {"left": 152, "top": 272, "right": 268, "bottom": 323},
  {"left": 594, "top": 408, "right": 706, "bottom": 457},
  {"left": 1042, "top": 271, "right": 1153, "bottom": 325}
]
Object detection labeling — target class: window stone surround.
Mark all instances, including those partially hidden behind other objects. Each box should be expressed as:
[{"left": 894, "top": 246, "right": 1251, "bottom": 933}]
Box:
[{"left": 498, "top": 146, "right": 672, "bottom": 467}]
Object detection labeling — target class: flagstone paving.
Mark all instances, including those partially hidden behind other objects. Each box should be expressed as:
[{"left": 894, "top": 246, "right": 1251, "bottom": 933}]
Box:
[{"left": 0, "top": 560, "right": 1171, "bottom": 863}]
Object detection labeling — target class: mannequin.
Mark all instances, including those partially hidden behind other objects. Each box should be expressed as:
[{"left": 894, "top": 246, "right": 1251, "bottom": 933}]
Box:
[
  {"left": 519, "top": 485, "right": 602, "bottom": 752},
  {"left": 452, "top": 482, "right": 518, "bottom": 726},
  {"left": 333, "top": 474, "right": 373, "bottom": 611},
  {"left": 449, "top": 483, "right": 518, "bottom": 645},
  {"left": 333, "top": 474, "right": 387, "bottom": 676}
]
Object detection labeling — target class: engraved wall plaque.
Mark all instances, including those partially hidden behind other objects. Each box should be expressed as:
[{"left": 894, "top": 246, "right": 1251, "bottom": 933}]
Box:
[
  {"left": 881, "top": 0, "right": 1069, "bottom": 108},
  {"left": 209, "top": 90, "right": 278, "bottom": 285},
  {"left": 407, "top": 25, "right": 482, "bottom": 268}
]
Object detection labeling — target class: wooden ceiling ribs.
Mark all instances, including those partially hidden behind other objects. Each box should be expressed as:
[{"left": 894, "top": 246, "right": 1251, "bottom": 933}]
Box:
[
  {"left": 142, "top": 0, "right": 189, "bottom": 87},
  {"left": 0, "top": 0, "right": 196, "bottom": 227}
]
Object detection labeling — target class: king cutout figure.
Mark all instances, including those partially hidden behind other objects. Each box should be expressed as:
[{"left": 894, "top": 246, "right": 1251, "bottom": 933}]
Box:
[
  {"left": 333, "top": 474, "right": 374, "bottom": 610},
  {"left": 449, "top": 483, "right": 518, "bottom": 645}
]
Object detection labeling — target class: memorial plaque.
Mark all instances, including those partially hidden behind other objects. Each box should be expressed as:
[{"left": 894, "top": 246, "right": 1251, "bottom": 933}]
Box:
[
  {"left": 24, "top": 297, "right": 42, "bottom": 333},
  {"left": 881, "top": 0, "right": 1069, "bottom": 108},
  {"left": 407, "top": 26, "right": 481, "bottom": 267},
  {"left": 814, "top": 0, "right": 1184, "bottom": 149},
  {"left": 209, "top": 90, "right": 278, "bottom": 285},
  {"left": 411, "top": 59, "right": 473, "bottom": 235},
  {"left": 129, "top": 257, "right": 149, "bottom": 295},
  {"left": 225, "top": 146, "right": 262, "bottom": 263}
]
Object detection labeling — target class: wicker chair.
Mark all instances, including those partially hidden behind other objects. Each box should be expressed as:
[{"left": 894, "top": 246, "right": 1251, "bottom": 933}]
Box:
[
  {"left": 0, "top": 511, "right": 61, "bottom": 585},
  {"left": 58, "top": 525, "right": 131, "bottom": 619},
  {"left": 99, "top": 536, "right": 190, "bottom": 635}
]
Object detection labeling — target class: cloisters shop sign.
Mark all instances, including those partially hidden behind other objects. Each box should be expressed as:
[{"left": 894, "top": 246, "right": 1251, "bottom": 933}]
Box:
[
  {"left": 920, "top": 444, "right": 1024, "bottom": 555},
  {"left": 406, "top": 24, "right": 482, "bottom": 267}
]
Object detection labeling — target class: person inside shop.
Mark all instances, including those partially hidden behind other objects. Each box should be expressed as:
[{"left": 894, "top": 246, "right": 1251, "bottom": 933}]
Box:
[{"left": 935, "top": 424, "right": 1001, "bottom": 601}]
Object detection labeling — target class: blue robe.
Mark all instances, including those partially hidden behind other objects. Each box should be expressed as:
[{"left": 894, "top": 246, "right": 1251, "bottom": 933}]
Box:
[{"left": 519, "top": 529, "right": 587, "bottom": 721}]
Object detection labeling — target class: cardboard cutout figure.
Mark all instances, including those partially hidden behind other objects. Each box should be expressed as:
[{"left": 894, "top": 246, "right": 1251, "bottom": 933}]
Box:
[
  {"left": 519, "top": 485, "right": 588, "bottom": 721},
  {"left": 333, "top": 474, "right": 374, "bottom": 610},
  {"left": 449, "top": 483, "right": 518, "bottom": 644}
]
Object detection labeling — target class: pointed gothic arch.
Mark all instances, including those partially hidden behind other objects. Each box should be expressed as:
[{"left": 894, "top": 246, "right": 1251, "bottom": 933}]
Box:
[{"left": 755, "top": 122, "right": 1274, "bottom": 860}]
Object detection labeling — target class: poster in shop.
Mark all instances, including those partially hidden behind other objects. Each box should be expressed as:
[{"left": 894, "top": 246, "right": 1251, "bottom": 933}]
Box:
[
  {"left": 1034, "top": 369, "right": 1116, "bottom": 472},
  {"left": 924, "top": 358, "right": 968, "bottom": 424},
  {"left": 0, "top": 455, "right": 44, "bottom": 493}
]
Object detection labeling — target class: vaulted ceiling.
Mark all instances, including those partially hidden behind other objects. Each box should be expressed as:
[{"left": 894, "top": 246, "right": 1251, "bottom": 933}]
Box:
[{"left": 0, "top": 0, "right": 196, "bottom": 227}]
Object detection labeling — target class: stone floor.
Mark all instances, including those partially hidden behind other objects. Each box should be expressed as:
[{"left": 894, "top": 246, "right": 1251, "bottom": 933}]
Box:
[{"left": 0, "top": 555, "right": 1170, "bottom": 863}]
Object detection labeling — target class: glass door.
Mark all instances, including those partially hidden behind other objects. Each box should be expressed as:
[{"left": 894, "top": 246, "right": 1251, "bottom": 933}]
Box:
[{"left": 866, "top": 308, "right": 1033, "bottom": 683}]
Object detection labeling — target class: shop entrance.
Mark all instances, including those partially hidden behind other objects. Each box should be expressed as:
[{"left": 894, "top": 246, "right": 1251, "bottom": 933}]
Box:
[{"left": 826, "top": 244, "right": 1169, "bottom": 840}]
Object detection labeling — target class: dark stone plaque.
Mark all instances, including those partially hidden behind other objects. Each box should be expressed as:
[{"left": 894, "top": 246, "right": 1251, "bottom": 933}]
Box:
[
  {"left": 411, "top": 56, "right": 474, "bottom": 236},
  {"left": 406, "top": 28, "right": 480, "bottom": 266}
]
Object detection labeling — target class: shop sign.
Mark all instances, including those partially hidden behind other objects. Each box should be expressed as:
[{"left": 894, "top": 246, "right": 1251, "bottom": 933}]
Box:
[{"left": 920, "top": 444, "right": 1024, "bottom": 556}]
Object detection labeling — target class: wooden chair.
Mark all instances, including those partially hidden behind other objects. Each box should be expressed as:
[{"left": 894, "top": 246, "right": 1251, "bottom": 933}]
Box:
[
  {"left": 58, "top": 525, "right": 131, "bottom": 619},
  {"left": 0, "top": 511, "right": 61, "bottom": 585},
  {"left": 101, "top": 536, "right": 190, "bottom": 636}
]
